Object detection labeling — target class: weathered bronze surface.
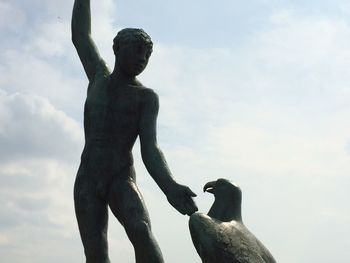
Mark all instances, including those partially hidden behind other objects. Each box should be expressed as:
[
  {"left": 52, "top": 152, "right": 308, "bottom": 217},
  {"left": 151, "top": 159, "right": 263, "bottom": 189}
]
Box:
[{"left": 72, "top": 1, "right": 198, "bottom": 262}]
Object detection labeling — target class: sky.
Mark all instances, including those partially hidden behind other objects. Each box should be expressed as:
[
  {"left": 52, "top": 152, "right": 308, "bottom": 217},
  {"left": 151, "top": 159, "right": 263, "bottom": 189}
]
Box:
[{"left": 1, "top": 0, "right": 350, "bottom": 262}]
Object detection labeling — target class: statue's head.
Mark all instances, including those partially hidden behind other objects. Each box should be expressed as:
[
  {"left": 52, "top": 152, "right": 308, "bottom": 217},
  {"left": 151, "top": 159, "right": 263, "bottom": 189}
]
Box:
[
  {"left": 113, "top": 28, "right": 153, "bottom": 52},
  {"left": 113, "top": 28, "right": 153, "bottom": 76}
]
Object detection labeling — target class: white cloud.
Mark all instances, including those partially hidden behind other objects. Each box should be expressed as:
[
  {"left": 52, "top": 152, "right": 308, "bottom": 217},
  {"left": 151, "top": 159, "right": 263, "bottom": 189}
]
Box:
[
  {"left": 30, "top": 21, "right": 70, "bottom": 58},
  {"left": 0, "top": 2, "right": 26, "bottom": 31},
  {"left": 0, "top": 48, "right": 86, "bottom": 120},
  {"left": 138, "top": 10, "right": 350, "bottom": 263},
  {"left": 0, "top": 91, "right": 84, "bottom": 262},
  {"left": 0, "top": 91, "right": 83, "bottom": 162},
  {"left": 2, "top": 2, "right": 350, "bottom": 263}
]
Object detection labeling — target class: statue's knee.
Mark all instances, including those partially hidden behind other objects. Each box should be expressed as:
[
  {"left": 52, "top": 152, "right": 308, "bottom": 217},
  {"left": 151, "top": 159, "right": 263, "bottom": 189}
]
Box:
[
  {"left": 84, "top": 240, "right": 109, "bottom": 263},
  {"left": 86, "top": 250, "right": 109, "bottom": 263},
  {"left": 127, "top": 220, "right": 152, "bottom": 239}
]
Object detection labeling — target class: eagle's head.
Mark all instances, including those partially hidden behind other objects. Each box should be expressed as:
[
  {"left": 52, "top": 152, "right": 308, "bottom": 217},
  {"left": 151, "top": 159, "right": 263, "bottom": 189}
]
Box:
[{"left": 204, "top": 178, "right": 242, "bottom": 222}]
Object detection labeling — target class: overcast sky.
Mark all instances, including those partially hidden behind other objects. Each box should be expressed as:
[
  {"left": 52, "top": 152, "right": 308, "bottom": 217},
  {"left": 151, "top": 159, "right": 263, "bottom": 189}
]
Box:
[{"left": 1, "top": 0, "right": 350, "bottom": 262}]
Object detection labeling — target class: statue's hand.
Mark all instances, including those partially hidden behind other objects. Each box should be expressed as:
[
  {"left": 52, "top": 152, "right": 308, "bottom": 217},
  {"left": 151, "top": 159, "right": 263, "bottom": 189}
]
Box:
[{"left": 166, "top": 183, "right": 198, "bottom": 216}]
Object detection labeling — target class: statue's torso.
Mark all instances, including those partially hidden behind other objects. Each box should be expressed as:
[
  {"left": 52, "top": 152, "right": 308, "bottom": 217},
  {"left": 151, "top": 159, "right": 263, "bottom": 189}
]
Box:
[{"left": 79, "top": 73, "right": 144, "bottom": 178}]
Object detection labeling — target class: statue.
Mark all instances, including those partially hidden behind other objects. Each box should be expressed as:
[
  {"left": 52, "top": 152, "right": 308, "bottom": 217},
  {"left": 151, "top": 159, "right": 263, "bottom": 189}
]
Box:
[
  {"left": 71, "top": 1, "right": 198, "bottom": 262},
  {"left": 189, "top": 179, "right": 276, "bottom": 263}
]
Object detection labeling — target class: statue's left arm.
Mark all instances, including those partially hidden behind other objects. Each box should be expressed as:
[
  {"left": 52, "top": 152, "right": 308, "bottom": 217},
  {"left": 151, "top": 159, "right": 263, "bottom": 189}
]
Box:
[{"left": 139, "top": 89, "right": 198, "bottom": 216}]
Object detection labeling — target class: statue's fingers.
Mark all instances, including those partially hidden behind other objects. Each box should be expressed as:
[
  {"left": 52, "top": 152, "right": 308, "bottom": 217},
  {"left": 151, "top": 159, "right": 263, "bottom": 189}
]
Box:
[
  {"left": 185, "top": 206, "right": 197, "bottom": 216},
  {"left": 184, "top": 197, "right": 198, "bottom": 215},
  {"left": 184, "top": 186, "right": 197, "bottom": 197},
  {"left": 176, "top": 201, "right": 187, "bottom": 215},
  {"left": 180, "top": 207, "right": 189, "bottom": 215}
]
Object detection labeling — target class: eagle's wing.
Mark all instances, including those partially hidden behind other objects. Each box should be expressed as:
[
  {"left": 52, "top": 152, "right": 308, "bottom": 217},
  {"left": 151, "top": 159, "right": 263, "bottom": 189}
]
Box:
[{"left": 190, "top": 213, "right": 271, "bottom": 263}]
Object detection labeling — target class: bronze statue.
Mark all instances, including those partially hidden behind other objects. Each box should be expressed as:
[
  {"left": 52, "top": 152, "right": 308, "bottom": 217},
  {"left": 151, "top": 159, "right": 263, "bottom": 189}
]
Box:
[
  {"left": 71, "top": 1, "right": 198, "bottom": 262},
  {"left": 189, "top": 179, "right": 276, "bottom": 263}
]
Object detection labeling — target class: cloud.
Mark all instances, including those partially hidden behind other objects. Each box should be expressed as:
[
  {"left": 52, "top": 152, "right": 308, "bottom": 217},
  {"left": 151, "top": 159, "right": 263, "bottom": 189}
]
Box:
[
  {"left": 138, "top": 10, "right": 350, "bottom": 263},
  {"left": 0, "top": 0, "right": 121, "bottom": 121},
  {"left": 0, "top": 2, "right": 26, "bottom": 31},
  {"left": 0, "top": 91, "right": 83, "bottom": 162},
  {"left": 2, "top": 2, "right": 350, "bottom": 263},
  {"left": 0, "top": 90, "right": 84, "bottom": 262}
]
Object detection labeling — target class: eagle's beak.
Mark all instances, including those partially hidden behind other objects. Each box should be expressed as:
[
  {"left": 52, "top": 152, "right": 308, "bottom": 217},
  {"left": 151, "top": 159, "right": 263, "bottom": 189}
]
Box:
[{"left": 203, "top": 181, "right": 216, "bottom": 194}]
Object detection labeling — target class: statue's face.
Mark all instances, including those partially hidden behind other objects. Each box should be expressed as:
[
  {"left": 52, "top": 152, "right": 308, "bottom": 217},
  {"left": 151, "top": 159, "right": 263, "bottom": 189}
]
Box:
[{"left": 116, "top": 41, "right": 152, "bottom": 76}]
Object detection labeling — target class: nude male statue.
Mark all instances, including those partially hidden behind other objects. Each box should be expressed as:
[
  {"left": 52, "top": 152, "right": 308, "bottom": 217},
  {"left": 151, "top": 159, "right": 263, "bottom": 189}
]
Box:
[{"left": 72, "top": 1, "right": 198, "bottom": 262}]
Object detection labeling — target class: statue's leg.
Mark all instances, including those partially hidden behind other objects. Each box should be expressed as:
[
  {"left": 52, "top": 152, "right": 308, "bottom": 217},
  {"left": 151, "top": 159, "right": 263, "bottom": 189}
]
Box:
[
  {"left": 108, "top": 167, "right": 164, "bottom": 263},
  {"left": 74, "top": 175, "right": 110, "bottom": 263}
]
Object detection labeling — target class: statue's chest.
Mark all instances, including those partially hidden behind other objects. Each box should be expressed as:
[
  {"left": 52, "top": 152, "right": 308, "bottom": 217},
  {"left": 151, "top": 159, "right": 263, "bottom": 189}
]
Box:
[
  {"left": 108, "top": 91, "right": 140, "bottom": 127},
  {"left": 84, "top": 87, "right": 140, "bottom": 135}
]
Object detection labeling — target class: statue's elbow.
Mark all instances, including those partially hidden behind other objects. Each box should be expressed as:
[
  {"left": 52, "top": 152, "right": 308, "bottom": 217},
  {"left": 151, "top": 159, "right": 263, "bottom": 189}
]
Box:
[
  {"left": 141, "top": 144, "right": 158, "bottom": 166},
  {"left": 71, "top": 30, "right": 79, "bottom": 46},
  {"left": 71, "top": 29, "right": 90, "bottom": 47},
  {"left": 71, "top": 35, "right": 76, "bottom": 46}
]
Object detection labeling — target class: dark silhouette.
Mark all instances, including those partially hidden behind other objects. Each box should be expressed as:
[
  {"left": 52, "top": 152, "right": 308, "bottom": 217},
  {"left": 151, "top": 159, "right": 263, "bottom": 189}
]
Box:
[
  {"left": 72, "top": 1, "right": 198, "bottom": 262},
  {"left": 189, "top": 179, "right": 276, "bottom": 263}
]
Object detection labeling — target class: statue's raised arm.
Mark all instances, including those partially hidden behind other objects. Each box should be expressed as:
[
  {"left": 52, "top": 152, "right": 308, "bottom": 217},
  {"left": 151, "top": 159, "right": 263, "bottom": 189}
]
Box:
[{"left": 72, "top": 0, "right": 108, "bottom": 81}]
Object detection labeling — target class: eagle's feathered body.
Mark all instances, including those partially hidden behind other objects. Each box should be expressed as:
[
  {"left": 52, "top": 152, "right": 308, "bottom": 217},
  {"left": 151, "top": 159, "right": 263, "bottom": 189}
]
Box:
[{"left": 189, "top": 179, "right": 276, "bottom": 263}]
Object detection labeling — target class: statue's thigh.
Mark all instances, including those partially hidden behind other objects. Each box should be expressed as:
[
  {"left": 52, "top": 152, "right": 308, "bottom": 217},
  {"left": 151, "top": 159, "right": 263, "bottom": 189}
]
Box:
[
  {"left": 74, "top": 175, "right": 109, "bottom": 250},
  {"left": 108, "top": 175, "right": 151, "bottom": 227}
]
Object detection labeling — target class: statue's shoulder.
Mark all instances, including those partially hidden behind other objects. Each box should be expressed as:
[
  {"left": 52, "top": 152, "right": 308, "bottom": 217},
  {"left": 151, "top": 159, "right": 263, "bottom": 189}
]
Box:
[
  {"left": 137, "top": 86, "right": 159, "bottom": 112},
  {"left": 139, "top": 86, "right": 159, "bottom": 101}
]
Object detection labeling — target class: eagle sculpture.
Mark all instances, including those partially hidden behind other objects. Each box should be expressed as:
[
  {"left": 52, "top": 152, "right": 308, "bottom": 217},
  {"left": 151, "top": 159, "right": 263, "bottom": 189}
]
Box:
[{"left": 189, "top": 179, "right": 276, "bottom": 263}]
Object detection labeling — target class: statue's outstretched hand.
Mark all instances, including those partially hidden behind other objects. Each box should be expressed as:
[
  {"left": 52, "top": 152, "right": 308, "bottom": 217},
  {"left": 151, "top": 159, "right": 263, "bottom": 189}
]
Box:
[{"left": 166, "top": 183, "right": 198, "bottom": 216}]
